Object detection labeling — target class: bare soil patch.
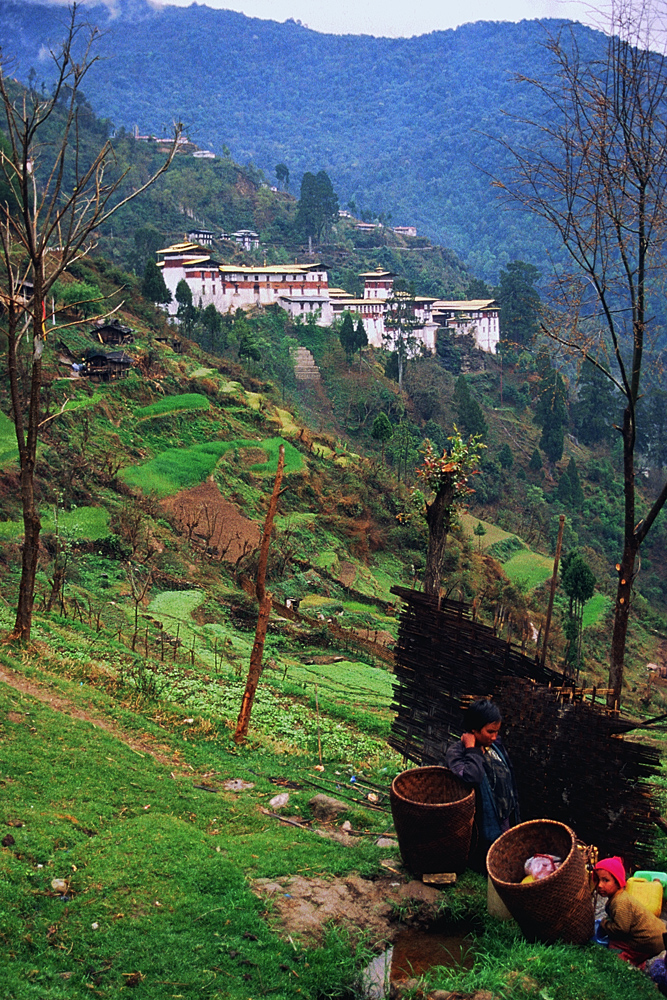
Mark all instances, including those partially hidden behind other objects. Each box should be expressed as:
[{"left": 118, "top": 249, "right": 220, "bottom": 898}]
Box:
[
  {"left": 252, "top": 873, "right": 442, "bottom": 948},
  {"left": 162, "top": 480, "right": 261, "bottom": 563}
]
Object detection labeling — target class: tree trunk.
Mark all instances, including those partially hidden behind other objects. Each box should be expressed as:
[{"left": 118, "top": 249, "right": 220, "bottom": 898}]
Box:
[
  {"left": 9, "top": 273, "right": 44, "bottom": 643},
  {"left": 608, "top": 408, "right": 637, "bottom": 709},
  {"left": 234, "top": 444, "right": 285, "bottom": 742},
  {"left": 423, "top": 477, "right": 455, "bottom": 596}
]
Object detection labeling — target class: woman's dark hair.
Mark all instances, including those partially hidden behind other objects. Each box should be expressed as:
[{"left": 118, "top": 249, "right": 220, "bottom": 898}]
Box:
[{"left": 464, "top": 698, "right": 502, "bottom": 732}]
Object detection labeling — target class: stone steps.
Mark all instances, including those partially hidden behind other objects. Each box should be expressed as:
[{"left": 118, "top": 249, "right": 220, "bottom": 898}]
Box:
[{"left": 294, "top": 346, "right": 320, "bottom": 381}]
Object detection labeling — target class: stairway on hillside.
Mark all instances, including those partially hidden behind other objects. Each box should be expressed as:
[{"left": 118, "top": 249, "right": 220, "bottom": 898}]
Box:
[{"left": 294, "top": 346, "right": 320, "bottom": 382}]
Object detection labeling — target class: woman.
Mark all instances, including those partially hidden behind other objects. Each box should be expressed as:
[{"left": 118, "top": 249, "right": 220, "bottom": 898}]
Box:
[{"left": 445, "top": 698, "right": 519, "bottom": 864}]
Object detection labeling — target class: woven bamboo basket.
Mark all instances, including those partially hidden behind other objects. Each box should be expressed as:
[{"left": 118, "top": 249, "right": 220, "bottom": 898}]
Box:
[
  {"left": 390, "top": 766, "right": 475, "bottom": 876},
  {"left": 486, "top": 819, "right": 594, "bottom": 944}
]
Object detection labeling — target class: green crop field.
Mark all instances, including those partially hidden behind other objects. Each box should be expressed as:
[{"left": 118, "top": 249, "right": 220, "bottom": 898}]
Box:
[
  {"left": 503, "top": 550, "right": 554, "bottom": 590},
  {"left": 583, "top": 592, "right": 612, "bottom": 628},
  {"left": 121, "top": 438, "right": 303, "bottom": 497},
  {"left": 0, "top": 506, "right": 110, "bottom": 542},
  {"left": 135, "top": 393, "right": 211, "bottom": 419}
]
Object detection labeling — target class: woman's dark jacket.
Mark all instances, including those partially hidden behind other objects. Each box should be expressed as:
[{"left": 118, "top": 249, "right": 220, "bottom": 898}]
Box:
[{"left": 445, "top": 737, "right": 519, "bottom": 844}]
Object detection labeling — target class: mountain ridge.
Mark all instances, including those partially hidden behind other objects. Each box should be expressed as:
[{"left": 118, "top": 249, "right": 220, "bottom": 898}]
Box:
[{"left": 0, "top": 0, "right": 610, "bottom": 278}]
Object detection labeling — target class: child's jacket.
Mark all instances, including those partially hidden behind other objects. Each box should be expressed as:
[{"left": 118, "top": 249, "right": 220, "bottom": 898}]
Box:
[{"left": 602, "top": 889, "right": 666, "bottom": 956}]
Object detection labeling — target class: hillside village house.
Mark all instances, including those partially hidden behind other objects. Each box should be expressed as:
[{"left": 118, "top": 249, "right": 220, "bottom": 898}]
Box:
[{"left": 155, "top": 243, "right": 498, "bottom": 354}]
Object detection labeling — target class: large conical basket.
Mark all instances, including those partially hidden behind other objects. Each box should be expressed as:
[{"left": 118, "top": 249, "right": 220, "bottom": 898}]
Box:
[
  {"left": 486, "top": 819, "right": 594, "bottom": 944},
  {"left": 390, "top": 767, "right": 475, "bottom": 876}
]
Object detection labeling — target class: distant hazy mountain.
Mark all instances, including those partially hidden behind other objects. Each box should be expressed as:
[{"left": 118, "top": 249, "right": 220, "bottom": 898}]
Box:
[{"left": 0, "top": 0, "right": 608, "bottom": 278}]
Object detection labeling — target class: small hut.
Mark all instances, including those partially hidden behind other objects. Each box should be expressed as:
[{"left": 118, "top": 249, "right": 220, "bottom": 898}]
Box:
[
  {"left": 92, "top": 319, "right": 134, "bottom": 346},
  {"left": 83, "top": 350, "right": 133, "bottom": 381}
]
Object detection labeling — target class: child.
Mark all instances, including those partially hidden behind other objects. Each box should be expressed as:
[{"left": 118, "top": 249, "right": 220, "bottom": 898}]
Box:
[
  {"left": 595, "top": 857, "right": 666, "bottom": 965},
  {"left": 445, "top": 698, "right": 519, "bottom": 861}
]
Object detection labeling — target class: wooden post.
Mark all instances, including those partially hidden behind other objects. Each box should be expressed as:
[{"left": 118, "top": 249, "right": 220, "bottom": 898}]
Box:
[
  {"left": 234, "top": 444, "right": 285, "bottom": 743},
  {"left": 541, "top": 513, "right": 565, "bottom": 668}
]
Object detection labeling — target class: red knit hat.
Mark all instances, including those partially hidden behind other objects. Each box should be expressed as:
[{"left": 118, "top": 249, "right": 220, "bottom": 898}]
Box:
[{"left": 594, "top": 856, "right": 627, "bottom": 889}]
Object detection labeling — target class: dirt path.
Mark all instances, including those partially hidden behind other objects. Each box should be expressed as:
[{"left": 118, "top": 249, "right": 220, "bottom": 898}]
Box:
[{"left": 0, "top": 662, "right": 183, "bottom": 769}]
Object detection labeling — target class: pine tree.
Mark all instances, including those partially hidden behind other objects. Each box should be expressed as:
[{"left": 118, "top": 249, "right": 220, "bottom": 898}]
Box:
[
  {"left": 573, "top": 360, "right": 619, "bottom": 445},
  {"left": 339, "top": 313, "right": 356, "bottom": 362},
  {"left": 454, "top": 375, "right": 487, "bottom": 439},
  {"left": 371, "top": 412, "right": 393, "bottom": 465},
  {"left": 529, "top": 448, "right": 543, "bottom": 472},
  {"left": 567, "top": 457, "right": 584, "bottom": 507},
  {"left": 142, "top": 259, "right": 171, "bottom": 305}
]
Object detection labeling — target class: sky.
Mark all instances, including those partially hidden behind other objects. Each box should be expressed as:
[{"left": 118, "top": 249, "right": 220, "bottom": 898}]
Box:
[{"left": 150, "top": 0, "right": 608, "bottom": 38}]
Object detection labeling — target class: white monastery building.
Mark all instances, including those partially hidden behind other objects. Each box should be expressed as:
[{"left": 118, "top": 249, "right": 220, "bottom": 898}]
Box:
[{"left": 156, "top": 244, "right": 498, "bottom": 354}]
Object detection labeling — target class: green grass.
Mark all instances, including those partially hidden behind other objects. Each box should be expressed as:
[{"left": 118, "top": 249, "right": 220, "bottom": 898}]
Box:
[
  {"left": 0, "top": 507, "right": 110, "bottom": 542},
  {"left": 41, "top": 506, "right": 111, "bottom": 540},
  {"left": 503, "top": 550, "right": 554, "bottom": 590},
  {"left": 121, "top": 438, "right": 303, "bottom": 497},
  {"left": 0, "top": 410, "right": 18, "bottom": 469},
  {"left": 135, "top": 393, "right": 211, "bottom": 419},
  {"left": 582, "top": 592, "right": 612, "bottom": 628},
  {"left": 0, "top": 684, "right": 375, "bottom": 999},
  {"left": 460, "top": 512, "right": 517, "bottom": 551}
]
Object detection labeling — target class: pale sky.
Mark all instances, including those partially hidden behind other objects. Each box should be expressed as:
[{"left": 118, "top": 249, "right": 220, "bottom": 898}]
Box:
[{"left": 150, "top": 0, "right": 608, "bottom": 37}]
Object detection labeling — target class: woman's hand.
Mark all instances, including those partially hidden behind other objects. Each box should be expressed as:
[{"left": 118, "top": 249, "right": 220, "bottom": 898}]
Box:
[{"left": 461, "top": 732, "right": 476, "bottom": 749}]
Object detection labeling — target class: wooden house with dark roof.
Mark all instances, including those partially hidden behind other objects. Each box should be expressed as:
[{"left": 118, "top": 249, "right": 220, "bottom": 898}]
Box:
[
  {"left": 92, "top": 318, "right": 135, "bottom": 346},
  {"left": 83, "top": 349, "right": 133, "bottom": 382}
]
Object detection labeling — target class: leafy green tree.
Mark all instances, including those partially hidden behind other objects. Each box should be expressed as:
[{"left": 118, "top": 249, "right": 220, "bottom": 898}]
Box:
[
  {"left": 133, "top": 225, "right": 163, "bottom": 276},
  {"left": 561, "top": 551, "right": 596, "bottom": 677},
  {"left": 142, "top": 259, "right": 171, "bottom": 305},
  {"left": 201, "top": 303, "right": 223, "bottom": 351},
  {"left": 529, "top": 447, "right": 543, "bottom": 473},
  {"left": 540, "top": 420, "right": 565, "bottom": 465},
  {"left": 498, "top": 443, "right": 513, "bottom": 470},
  {"left": 339, "top": 312, "right": 356, "bottom": 362},
  {"left": 557, "top": 468, "right": 573, "bottom": 507},
  {"left": 436, "top": 331, "right": 462, "bottom": 374},
  {"left": 567, "top": 457, "right": 584, "bottom": 508},
  {"left": 175, "top": 278, "right": 197, "bottom": 335},
  {"left": 399, "top": 432, "right": 485, "bottom": 595},
  {"left": 454, "top": 375, "right": 487, "bottom": 439},
  {"left": 383, "top": 291, "right": 424, "bottom": 391},
  {"left": 534, "top": 355, "right": 568, "bottom": 464},
  {"left": 53, "top": 280, "right": 102, "bottom": 318},
  {"left": 371, "top": 411, "right": 393, "bottom": 465},
  {"left": 275, "top": 162, "right": 289, "bottom": 191},
  {"left": 474, "top": 520, "right": 487, "bottom": 551},
  {"left": 353, "top": 317, "right": 368, "bottom": 369},
  {"left": 573, "top": 359, "right": 619, "bottom": 446},
  {"left": 466, "top": 277, "right": 492, "bottom": 298},
  {"left": 296, "top": 170, "right": 339, "bottom": 240},
  {"left": 498, "top": 261, "right": 540, "bottom": 347},
  {"left": 236, "top": 318, "right": 262, "bottom": 362}
]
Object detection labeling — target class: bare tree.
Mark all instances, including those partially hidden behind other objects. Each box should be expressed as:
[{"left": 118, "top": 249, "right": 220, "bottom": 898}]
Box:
[
  {"left": 234, "top": 445, "right": 285, "bottom": 743},
  {"left": 497, "top": 1, "right": 667, "bottom": 708},
  {"left": 0, "top": 5, "right": 181, "bottom": 642}
]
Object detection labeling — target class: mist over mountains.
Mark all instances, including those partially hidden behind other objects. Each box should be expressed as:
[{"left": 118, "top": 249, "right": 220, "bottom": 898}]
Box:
[{"left": 0, "top": 0, "right": 609, "bottom": 278}]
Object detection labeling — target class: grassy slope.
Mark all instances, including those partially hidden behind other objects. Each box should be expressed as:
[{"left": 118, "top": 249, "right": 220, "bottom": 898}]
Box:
[{"left": 0, "top": 274, "right": 665, "bottom": 997}]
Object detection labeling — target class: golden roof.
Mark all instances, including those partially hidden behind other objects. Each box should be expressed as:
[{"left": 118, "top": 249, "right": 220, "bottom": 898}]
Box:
[{"left": 433, "top": 299, "right": 498, "bottom": 311}]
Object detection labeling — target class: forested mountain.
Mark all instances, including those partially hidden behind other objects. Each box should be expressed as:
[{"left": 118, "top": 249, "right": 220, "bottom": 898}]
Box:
[{"left": 0, "top": 0, "right": 608, "bottom": 279}]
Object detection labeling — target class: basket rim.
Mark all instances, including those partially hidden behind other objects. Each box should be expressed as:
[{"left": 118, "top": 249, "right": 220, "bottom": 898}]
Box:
[
  {"left": 487, "top": 818, "right": 578, "bottom": 889},
  {"left": 391, "top": 765, "right": 475, "bottom": 808}
]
